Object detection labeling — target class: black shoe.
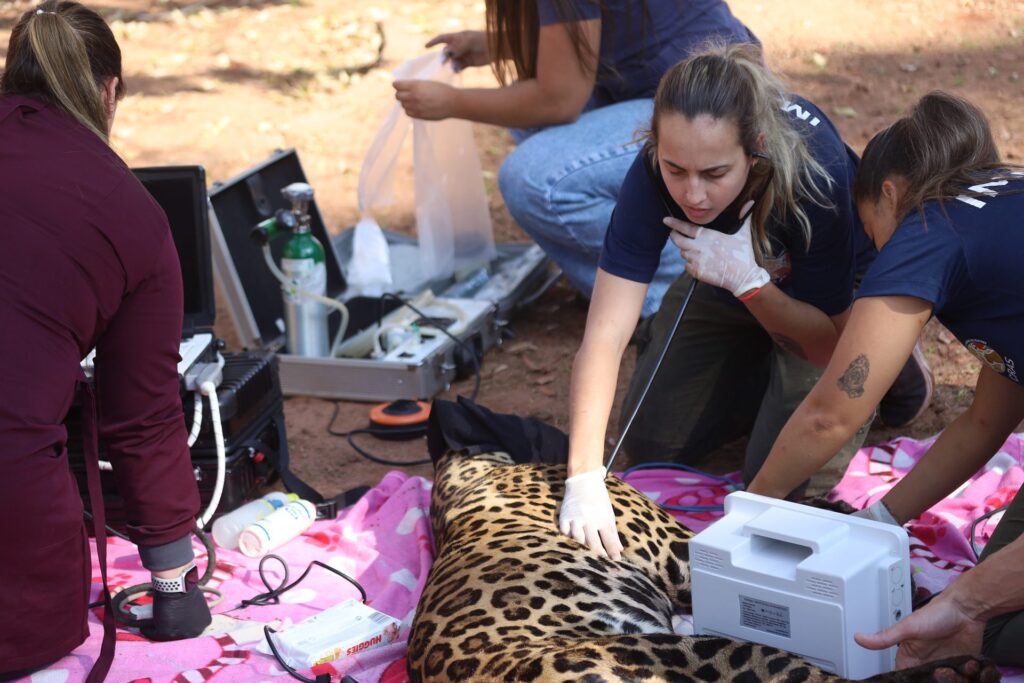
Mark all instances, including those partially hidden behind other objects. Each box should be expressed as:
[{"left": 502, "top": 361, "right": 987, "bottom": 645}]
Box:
[{"left": 879, "top": 342, "right": 934, "bottom": 427}]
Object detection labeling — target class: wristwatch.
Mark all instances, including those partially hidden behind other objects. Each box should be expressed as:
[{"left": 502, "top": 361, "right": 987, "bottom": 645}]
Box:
[{"left": 151, "top": 562, "right": 199, "bottom": 594}]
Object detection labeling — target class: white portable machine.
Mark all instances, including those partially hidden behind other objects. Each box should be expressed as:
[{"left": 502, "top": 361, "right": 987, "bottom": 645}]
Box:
[{"left": 690, "top": 492, "right": 911, "bottom": 679}]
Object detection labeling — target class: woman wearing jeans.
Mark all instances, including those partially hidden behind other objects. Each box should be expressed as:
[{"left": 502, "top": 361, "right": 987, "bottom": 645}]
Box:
[{"left": 393, "top": 0, "right": 755, "bottom": 317}]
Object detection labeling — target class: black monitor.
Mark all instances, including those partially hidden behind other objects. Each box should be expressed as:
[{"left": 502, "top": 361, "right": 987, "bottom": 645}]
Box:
[{"left": 132, "top": 166, "right": 216, "bottom": 336}]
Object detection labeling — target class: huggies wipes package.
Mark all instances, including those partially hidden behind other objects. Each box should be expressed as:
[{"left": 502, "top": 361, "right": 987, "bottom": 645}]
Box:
[{"left": 259, "top": 599, "right": 402, "bottom": 669}]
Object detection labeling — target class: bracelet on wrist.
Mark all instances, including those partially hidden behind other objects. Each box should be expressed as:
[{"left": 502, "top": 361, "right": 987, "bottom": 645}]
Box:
[{"left": 738, "top": 286, "right": 763, "bottom": 303}]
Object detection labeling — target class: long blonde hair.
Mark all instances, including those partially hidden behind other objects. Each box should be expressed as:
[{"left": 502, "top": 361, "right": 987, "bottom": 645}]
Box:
[
  {"left": 645, "top": 42, "right": 834, "bottom": 259},
  {"left": 2, "top": 0, "right": 124, "bottom": 141}
]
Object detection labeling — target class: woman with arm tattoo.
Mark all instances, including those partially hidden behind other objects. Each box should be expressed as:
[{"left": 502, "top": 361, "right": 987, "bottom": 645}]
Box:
[{"left": 748, "top": 91, "right": 1024, "bottom": 667}]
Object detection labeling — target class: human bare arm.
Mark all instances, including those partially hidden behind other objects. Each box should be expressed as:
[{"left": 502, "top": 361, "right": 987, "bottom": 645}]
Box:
[
  {"left": 746, "top": 295, "right": 931, "bottom": 499},
  {"left": 393, "top": 19, "right": 599, "bottom": 126},
  {"left": 880, "top": 365, "right": 1024, "bottom": 523},
  {"left": 559, "top": 268, "right": 647, "bottom": 560},
  {"left": 742, "top": 283, "right": 848, "bottom": 367}
]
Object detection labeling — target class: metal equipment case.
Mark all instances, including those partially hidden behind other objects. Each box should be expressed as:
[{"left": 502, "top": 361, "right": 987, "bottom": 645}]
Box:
[
  {"left": 208, "top": 148, "right": 552, "bottom": 401},
  {"left": 66, "top": 166, "right": 287, "bottom": 527}
]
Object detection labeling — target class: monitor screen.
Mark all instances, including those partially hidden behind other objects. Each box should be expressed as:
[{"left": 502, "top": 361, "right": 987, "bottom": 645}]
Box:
[{"left": 132, "top": 166, "right": 215, "bottom": 334}]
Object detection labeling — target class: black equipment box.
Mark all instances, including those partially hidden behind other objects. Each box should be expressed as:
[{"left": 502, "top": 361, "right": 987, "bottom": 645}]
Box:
[
  {"left": 68, "top": 164, "right": 290, "bottom": 532},
  {"left": 68, "top": 351, "right": 285, "bottom": 532}
]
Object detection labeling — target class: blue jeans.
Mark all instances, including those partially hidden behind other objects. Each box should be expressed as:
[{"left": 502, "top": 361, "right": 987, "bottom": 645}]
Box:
[{"left": 498, "top": 98, "right": 685, "bottom": 318}]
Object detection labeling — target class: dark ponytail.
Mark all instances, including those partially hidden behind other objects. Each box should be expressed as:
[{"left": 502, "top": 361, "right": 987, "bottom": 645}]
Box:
[
  {"left": 855, "top": 91, "right": 1009, "bottom": 218},
  {"left": 2, "top": 0, "right": 124, "bottom": 141}
]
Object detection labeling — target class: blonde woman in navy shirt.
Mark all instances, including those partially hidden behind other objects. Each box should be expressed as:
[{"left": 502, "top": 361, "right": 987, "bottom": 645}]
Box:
[{"left": 750, "top": 92, "right": 1024, "bottom": 667}]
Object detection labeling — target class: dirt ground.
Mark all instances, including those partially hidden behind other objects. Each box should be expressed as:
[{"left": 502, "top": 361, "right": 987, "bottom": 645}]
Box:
[{"left": 5, "top": 0, "right": 1023, "bottom": 497}]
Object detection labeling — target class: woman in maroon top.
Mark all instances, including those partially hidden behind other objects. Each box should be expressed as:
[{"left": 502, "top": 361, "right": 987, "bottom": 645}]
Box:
[{"left": 0, "top": 2, "right": 210, "bottom": 678}]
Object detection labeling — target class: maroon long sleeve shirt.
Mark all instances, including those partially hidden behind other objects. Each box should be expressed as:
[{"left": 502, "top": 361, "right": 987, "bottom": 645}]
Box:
[{"left": 0, "top": 95, "right": 200, "bottom": 671}]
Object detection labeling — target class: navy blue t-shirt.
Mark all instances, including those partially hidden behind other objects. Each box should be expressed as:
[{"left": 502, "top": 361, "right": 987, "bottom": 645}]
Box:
[
  {"left": 857, "top": 173, "right": 1024, "bottom": 385},
  {"left": 600, "top": 96, "right": 865, "bottom": 317},
  {"left": 538, "top": 0, "right": 756, "bottom": 107}
]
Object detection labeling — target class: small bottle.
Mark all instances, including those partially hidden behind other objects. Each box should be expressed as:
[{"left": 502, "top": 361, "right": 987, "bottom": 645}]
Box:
[
  {"left": 212, "top": 492, "right": 297, "bottom": 549},
  {"left": 238, "top": 499, "right": 317, "bottom": 558}
]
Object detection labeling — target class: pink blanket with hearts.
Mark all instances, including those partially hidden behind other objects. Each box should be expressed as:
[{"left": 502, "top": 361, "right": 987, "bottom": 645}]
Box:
[{"left": 24, "top": 434, "right": 1024, "bottom": 682}]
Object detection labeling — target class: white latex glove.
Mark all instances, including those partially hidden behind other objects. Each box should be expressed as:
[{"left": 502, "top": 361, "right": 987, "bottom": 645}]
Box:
[
  {"left": 852, "top": 499, "right": 901, "bottom": 525},
  {"left": 559, "top": 467, "right": 624, "bottom": 560},
  {"left": 666, "top": 202, "right": 770, "bottom": 298}
]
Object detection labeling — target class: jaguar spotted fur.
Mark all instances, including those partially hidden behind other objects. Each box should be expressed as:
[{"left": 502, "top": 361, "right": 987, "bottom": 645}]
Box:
[{"left": 407, "top": 452, "right": 999, "bottom": 683}]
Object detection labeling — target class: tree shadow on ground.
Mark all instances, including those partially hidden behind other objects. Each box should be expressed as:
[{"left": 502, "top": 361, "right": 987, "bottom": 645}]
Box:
[
  {"left": 0, "top": 0, "right": 294, "bottom": 31},
  {"left": 779, "top": 42, "right": 1024, "bottom": 155}
]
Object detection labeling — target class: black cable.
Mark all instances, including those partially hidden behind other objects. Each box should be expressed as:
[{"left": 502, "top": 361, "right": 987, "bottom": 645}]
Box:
[
  {"left": 323, "top": 291, "right": 482, "bottom": 468},
  {"left": 345, "top": 428, "right": 431, "bottom": 466},
  {"left": 96, "top": 526, "right": 222, "bottom": 620},
  {"left": 234, "top": 556, "right": 366, "bottom": 610},
  {"left": 235, "top": 556, "right": 365, "bottom": 683},
  {"left": 263, "top": 626, "right": 321, "bottom": 683},
  {"left": 325, "top": 399, "right": 431, "bottom": 466},
  {"left": 605, "top": 278, "right": 698, "bottom": 475},
  {"left": 326, "top": 400, "right": 349, "bottom": 437},
  {"left": 969, "top": 503, "right": 1009, "bottom": 561},
  {"left": 379, "top": 292, "right": 481, "bottom": 402},
  {"left": 83, "top": 509, "right": 132, "bottom": 541},
  {"left": 263, "top": 625, "right": 363, "bottom": 683}
]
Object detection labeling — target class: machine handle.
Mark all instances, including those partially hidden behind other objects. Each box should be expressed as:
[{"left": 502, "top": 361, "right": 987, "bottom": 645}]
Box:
[{"left": 743, "top": 506, "right": 848, "bottom": 553}]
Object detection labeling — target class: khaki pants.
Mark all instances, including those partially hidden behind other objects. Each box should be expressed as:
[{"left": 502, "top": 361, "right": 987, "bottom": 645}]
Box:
[
  {"left": 979, "top": 484, "right": 1024, "bottom": 665},
  {"left": 619, "top": 273, "right": 869, "bottom": 498}
]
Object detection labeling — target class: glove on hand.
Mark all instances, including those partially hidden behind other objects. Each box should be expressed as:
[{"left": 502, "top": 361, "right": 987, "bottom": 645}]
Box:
[
  {"left": 559, "top": 467, "right": 623, "bottom": 559},
  {"left": 142, "top": 583, "right": 212, "bottom": 641},
  {"left": 852, "top": 499, "right": 901, "bottom": 526},
  {"left": 666, "top": 203, "right": 770, "bottom": 298}
]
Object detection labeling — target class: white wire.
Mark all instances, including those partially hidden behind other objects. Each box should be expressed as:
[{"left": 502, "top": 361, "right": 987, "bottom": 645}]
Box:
[
  {"left": 186, "top": 392, "right": 203, "bottom": 448},
  {"left": 262, "top": 245, "right": 350, "bottom": 355},
  {"left": 97, "top": 354, "right": 226, "bottom": 529},
  {"left": 196, "top": 376, "right": 224, "bottom": 530}
]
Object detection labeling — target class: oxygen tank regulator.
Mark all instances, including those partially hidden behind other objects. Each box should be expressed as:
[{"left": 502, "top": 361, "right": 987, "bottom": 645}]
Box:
[{"left": 251, "top": 183, "right": 349, "bottom": 358}]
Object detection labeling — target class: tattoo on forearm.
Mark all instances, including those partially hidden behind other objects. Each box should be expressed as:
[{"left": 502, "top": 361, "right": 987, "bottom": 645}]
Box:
[
  {"left": 837, "top": 354, "right": 870, "bottom": 398},
  {"left": 771, "top": 333, "right": 808, "bottom": 361}
]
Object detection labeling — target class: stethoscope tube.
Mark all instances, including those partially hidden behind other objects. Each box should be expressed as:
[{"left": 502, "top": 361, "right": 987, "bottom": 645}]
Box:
[{"left": 604, "top": 277, "right": 699, "bottom": 477}]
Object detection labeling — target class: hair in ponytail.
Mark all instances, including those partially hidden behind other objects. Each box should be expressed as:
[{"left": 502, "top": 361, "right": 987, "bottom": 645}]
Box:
[
  {"left": 2, "top": 0, "right": 124, "bottom": 141},
  {"left": 854, "top": 91, "right": 1015, "bottom": 219},
  {"left": 644, "top": 42, "right": 833, "bottom": 259}
]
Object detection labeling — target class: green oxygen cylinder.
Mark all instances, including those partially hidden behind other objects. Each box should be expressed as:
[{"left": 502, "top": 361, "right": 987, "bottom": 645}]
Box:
[{"left": 281, "top": 224, "right": 329, "bottom": 357}]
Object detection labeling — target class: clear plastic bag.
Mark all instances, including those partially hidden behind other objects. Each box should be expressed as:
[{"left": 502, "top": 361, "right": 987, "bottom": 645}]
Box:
[
  {"left": 346, "top": 215, "right": 393, "bottom": 297},
  {"left": 356, "top": 51, "right": 495, "bottom": 284}
]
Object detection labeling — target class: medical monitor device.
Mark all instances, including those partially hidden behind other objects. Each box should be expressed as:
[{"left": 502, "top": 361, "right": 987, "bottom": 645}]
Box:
[
  {"left": 690, "top": 492, "right": 910, "bottom": 679},
  {"left": 132, "top": 165, "right": 215, "bottom": 338}
]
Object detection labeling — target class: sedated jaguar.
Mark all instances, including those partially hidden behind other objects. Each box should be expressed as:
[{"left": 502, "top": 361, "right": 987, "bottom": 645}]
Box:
[{"left": 407, "top": 451, "right": 1000, "bottom": 683}]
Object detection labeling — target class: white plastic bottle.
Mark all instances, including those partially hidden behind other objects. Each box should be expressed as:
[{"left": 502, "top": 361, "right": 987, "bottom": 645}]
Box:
[
  {"left": 212, "top": 492, "right": 297, "bottom": 549},
  {"left": 238, "top": 499, "right": 317, "bottom": 558}
]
